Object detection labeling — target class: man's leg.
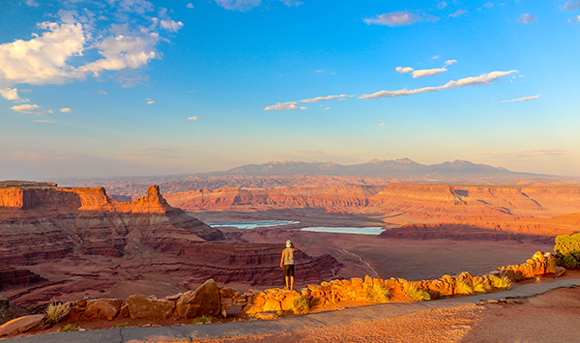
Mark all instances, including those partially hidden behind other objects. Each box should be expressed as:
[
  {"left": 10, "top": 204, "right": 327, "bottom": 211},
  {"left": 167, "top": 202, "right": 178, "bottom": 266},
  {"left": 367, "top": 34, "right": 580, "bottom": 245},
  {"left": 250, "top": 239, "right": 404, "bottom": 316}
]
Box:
[
  {"left": 290, "top": 276, "right": 294, "bottom": 290},
  {"left": 285, "top": 276, "right": 289, "bottom": 290}
]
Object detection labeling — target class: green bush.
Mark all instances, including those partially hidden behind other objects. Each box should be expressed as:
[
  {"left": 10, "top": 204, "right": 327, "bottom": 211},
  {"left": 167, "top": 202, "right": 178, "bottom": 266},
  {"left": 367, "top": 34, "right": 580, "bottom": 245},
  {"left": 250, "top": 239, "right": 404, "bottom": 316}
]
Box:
[
  {"left": 405, "top": 284, "right": 431, "bottom": 302},
  {"left": 45, "top": 301, "right": 70, "bottom": 324},
  {"left": 366, "top": 283, "right": 391, "bottom": 304},
  {"left": 290, "top": 296, "right": 310, "bottom": 314},
  {"left": 192, "top": 316, "right": 210, "bottom": 324},
  {"left": 554, "top": 233, "right": 580, "bottom": 255},
  {"left": 63, "top": 324, "right": 72, "bottom": 332},
  {"left": 559, "top": 254, "right": 578, "bottom": 269}
]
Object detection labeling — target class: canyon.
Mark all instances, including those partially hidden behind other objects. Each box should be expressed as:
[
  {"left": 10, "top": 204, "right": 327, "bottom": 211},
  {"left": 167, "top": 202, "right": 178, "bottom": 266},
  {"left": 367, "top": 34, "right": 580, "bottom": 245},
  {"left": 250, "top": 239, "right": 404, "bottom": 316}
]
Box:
[{"left": 0, "top": 183, "right": 341, "bottom": 310}]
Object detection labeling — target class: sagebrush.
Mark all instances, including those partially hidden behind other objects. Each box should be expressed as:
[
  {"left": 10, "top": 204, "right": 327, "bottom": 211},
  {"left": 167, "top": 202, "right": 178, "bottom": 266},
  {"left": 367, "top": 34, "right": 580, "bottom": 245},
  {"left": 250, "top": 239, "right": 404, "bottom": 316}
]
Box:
[{"left": 45, "top": 301, "right": 70, "bottom": 324}]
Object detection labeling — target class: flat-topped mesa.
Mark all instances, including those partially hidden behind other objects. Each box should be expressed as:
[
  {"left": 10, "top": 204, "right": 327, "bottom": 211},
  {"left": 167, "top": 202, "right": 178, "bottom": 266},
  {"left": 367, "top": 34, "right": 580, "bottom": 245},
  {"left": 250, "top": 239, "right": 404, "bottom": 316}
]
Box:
[{"left": 0, "top": 184, "right": 179, "bottom": 214}]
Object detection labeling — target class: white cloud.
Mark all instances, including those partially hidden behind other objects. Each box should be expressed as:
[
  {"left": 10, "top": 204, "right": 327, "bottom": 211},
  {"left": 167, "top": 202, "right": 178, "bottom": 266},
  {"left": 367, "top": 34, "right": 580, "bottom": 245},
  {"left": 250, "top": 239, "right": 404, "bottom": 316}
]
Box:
[
  {"left": 48, "top": 109, "right": 54, "bottom": 113},
  {"left": 26, "top": 0, "right": 39, "bottom": 7},
  {"left": 360, "top": 70, "right": 517, "bottom": 99},
  {"left": 517, "top": 14, "right": 537, "bottom": 23},
  {"left": 299, "top": 106, "right": 307, "bottom": 110},
  {"left": 186, "top": 3, "right": 194, "bottom": 9},
  {"left": 160, "top": 20, "right": 184, "bottom": 32},
  {"left": 323, "top": 107, "right": 330, "bottom": 110},
  {"left": 437, "top": 1, "right": 448, "bottom": 9},
  {"left": 502, "top": 94, "right": 541, "bottom": 103},
  {"left": 563, "top": 1, "right": 580, "bottom": 11},
  {"left": 445, "top": 59, "right": 458, "bottom": 65},
  {"left": 431, "top": 55, "right": 441, "bottom": 60},
  {"left": 280, "top": 0, "right": 303, "bottom": 6},
  {"left": 118, "top": 0, "right": 155, "bottom": 14},
  {"left": 264, "top": 102, "right": 298, "bottom": 110},
  {"left": 188, "top": 116, "right": 198, "bottom": 120},
  {"left": 93, "top": 89, "right": 107, "bottom": 94},
  {"left": 450, "top": 9, "right": 467, "bottom": 17},
  {"left": 396, "top": 66, "right": 414, "bottom": 74},
  {"left": 33, "top": 120, "right": 56, "bottom": 123},
  {"left": 147, "top": 100, "right": 154, "bottom": 104},
  {"left": 412, "top": 68, "right": 447, "bottom": 78},
  {"left": 569, "top": 15, "right": 580, "bottom": 23},
  {"left": 10, "top": 104, "right": 46, "bottom": 114},
  {"left": 0, "top": 88, "right": 21, "bottom": 101},
  {"left": 60, "top": 107, "right": 71, "bottom": 112},
  {"left": 364, "top": 11, "right": 423, "bottom": 27},
  {"left": 482, "top": 3, "right": 493, "bottom": 9},
  {"left": 316, "top": 69, "right": 325, "bottom": 73},
  {"left": 299, "top": 94, "right": 352, "bottom": 103}
]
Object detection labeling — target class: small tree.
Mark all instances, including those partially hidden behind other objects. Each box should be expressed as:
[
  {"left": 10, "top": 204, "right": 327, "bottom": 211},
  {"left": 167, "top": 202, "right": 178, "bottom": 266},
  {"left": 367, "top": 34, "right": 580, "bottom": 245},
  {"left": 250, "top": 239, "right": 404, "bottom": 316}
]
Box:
[{"left": 554, "top": 233, "right": 580, "bottom": 255}]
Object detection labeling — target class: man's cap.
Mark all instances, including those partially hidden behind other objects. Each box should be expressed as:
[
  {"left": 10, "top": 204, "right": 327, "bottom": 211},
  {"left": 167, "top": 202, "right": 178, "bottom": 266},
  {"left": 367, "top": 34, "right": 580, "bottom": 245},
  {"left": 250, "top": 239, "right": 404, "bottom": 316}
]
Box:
[{"left": 286, "top": 240, "right": 291, "bottom": 247}]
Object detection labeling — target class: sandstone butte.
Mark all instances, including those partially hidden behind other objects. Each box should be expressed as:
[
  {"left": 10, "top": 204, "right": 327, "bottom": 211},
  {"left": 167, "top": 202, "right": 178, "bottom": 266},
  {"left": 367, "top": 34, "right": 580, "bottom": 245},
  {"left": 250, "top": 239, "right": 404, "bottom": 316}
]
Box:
[
  {"left": 0, "top": 183, "right": 342, "bottom": 309},
  {"left": 163, "top": 183, "right": 580, "bottom": 237}
]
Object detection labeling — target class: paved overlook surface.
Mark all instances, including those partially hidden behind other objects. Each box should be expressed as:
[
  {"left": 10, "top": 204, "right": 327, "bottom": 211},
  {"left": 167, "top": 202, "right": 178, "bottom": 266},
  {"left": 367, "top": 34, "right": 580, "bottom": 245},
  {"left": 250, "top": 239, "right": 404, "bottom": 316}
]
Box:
[{"left": 3, "top": 279, "right": 580, "bottom": 343}]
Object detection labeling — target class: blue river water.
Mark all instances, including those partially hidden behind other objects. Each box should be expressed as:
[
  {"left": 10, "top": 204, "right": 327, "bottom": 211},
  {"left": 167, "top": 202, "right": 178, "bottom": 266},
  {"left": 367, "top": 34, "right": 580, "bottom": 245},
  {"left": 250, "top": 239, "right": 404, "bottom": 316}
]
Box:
[{"left": 207, "top": 220, "right": 385, "bottom": 235}]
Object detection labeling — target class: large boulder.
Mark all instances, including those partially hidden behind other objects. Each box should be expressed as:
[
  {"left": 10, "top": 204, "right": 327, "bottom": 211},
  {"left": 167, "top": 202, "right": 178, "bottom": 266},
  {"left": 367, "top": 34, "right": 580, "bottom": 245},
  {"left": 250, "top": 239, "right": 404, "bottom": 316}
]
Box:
[
  {"left": 127, "top": 295, "right": 175, "bottom": 319},
  {"left": 0, "top": 315, "right": 44, "bottom": 338},
  {"left": 176, "top": 279, "right": 220, "bottom": 318},
  {"left": 81, "top": 299, "right": 123, "bottom": 321}
]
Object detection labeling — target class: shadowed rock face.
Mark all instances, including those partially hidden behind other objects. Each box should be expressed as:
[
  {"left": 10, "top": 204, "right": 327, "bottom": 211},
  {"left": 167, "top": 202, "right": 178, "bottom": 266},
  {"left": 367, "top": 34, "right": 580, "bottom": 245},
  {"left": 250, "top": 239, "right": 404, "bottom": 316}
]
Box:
[{"left": 0, "top": 185, "right": 223, "bottom": 265}]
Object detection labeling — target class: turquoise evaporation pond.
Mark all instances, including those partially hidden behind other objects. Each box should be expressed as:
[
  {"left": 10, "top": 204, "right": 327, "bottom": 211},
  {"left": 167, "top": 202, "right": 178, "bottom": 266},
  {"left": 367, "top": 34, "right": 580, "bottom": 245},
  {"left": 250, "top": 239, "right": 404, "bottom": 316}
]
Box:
[
  {"left": 300, "top": 227, "right": 386, "bottom": 235},
  {"left": 207, "top": 220, "right": 300, "bottom": 229}
]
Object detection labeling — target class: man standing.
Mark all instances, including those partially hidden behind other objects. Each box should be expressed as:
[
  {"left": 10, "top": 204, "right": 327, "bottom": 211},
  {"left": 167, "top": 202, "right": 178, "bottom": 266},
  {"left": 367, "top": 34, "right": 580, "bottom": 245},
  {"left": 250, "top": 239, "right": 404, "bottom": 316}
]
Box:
[{"left": 280, "top": 240, "right": 297, "bottom": 290}]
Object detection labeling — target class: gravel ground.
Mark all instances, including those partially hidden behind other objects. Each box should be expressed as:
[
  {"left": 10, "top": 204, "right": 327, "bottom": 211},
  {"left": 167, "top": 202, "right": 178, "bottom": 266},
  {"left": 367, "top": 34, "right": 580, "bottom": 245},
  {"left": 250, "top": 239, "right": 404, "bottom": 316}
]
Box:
[{"left": 190, "top": 286, "right": 580, "bottom": 343}]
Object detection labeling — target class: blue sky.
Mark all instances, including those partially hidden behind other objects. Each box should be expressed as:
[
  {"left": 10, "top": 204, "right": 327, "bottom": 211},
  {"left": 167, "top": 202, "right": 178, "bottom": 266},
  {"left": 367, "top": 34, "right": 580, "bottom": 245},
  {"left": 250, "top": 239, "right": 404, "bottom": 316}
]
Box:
[{"left": 1, "top": 0, "right": 579, "bottom": 179}]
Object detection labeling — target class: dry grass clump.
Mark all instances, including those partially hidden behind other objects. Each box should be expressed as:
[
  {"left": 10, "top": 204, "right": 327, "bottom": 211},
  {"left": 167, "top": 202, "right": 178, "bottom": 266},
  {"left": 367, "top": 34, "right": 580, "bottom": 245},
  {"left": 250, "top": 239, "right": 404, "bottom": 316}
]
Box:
[
  {"left": 291, "top": 296, "right": 310, "bottom": 314},
  {"left": 367, "top": 283, "right": 391, "bottom": 304},
  {"left": 472, "top": 279, "right": 492, "bottom": 293},
  {"left": 489, "top": 275, "right": 512, "bottom": 290},
  {"left": 454, "top": 280, "right": 474, "bottom": 295},
  {"left": 404, "top": 284, "right": 431, "bottom": 302},
  {"left": 45, "top": 301, "right": 70, "bottom": 324}
]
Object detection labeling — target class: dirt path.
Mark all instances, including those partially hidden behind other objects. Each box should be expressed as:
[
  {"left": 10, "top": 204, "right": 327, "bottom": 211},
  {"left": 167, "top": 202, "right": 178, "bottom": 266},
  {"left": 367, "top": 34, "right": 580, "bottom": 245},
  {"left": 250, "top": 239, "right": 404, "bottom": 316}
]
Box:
[
  {"left": 189, "top": 286, "right": 580, "bottom": 343},
  {"left": 342, "top": 248, "right": 379, "bottom": 278}
]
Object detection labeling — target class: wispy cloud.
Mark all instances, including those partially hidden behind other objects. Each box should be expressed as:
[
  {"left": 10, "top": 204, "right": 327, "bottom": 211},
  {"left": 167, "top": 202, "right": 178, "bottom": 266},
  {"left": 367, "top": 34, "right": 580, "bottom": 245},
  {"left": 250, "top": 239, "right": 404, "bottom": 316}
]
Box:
[
  {"left": 411, "top": 68, "right": 447, "bottom": 78},
  {"left": 502, "top": 94, "right": 541, "bottom": 103},
  {"left": 25, "top": 0, "right": 39, "bottom": 7},
  {"left": 563, "top": 1, "right": 580, "bottom": 11},
  {"left": 0, "top": 137, "right": 18, "bottom": 142},
  {"left": 264, "top": 102, "right": 299, "bottom": 110},
  {"left": 341, "top": 137, "right": 353, "bottom": 142},
  {"left": 569, "top": 15, "right": 580, "bottom": 23},
  {"left": 188, "top": 116, "right": 198, "bottom": 120},
  {"left": 159, "top": 19, "right": 184, "bottom": 32},
  {"left": 93, "top": 90, "right": 107, "bottom": 95},
  {"left": 299, "top": 94, "right": 353, "bottom": 103},
  {"left": 437, "top": 1, "right": 448, "bottom": 9},
  {"left": 478, "top": 149, "right": 569, "bottom": 158},
  {"left": 146, "top": 98, "right": 154, "bottom": 105},
  {"left": 364, "top": 11, "right": 423, "bottom": 27},
  {"left": 450, "top": 9, "right": 467, "bottom": 17},
  {"left": 396, "top": 66, "right": 448, "bottom": 78},
  {"left": 517, "top": 14, "right": 537, "bottom": 23},
  {"left": 33, "top": 120, "right": 56, "bottom": 123},
  {"left": 445, "top": 59, "right": 458, "bottom": 65},
  {"left": 299, "top": 106, "right": 307, "bottom": 110},
  {"left": 360, "top": 70, "right": 517, "bottom": 99},
  {"left": 482, "top": 3, "right": 493, "bottom": 9},
  {"left": 10, "top": 104, "right": 46, "bottom": 114},
  {"left": 60, "top": 107, "right": 71, "bottom": 112},
  {"left": 214, "top": 0, "right": 261, "bottom": 11},
  {"left": 187, "top": 3, "right": 194, "bottom": 9}
]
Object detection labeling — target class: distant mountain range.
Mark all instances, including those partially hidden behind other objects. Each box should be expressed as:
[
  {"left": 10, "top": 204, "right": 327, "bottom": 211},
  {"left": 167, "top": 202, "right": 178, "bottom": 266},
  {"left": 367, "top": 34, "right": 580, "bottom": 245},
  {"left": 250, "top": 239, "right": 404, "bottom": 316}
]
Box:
[
  {"left": 219, "top": 158, "right": 521, "bottom": 179},
  {"left": 53, "top": 158, "right": 579, "bottom": 192}
]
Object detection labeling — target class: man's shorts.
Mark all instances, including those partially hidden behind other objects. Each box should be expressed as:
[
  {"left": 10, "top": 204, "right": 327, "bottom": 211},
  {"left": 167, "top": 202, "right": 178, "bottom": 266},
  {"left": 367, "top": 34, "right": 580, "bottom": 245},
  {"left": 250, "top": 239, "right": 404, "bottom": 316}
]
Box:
[{"left": 283, "top": 264, "right": 295, "bottom": 277}]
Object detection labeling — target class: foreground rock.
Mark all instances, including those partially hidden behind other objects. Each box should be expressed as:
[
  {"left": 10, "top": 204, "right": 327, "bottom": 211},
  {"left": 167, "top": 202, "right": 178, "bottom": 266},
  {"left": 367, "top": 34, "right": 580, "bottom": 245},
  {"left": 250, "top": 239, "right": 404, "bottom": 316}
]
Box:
[
  {"left": 0, "top": 314, "right": 44, "bottom": 338},
  {"left": 176, "top": 279, "right": 220, "bottom": 318}
]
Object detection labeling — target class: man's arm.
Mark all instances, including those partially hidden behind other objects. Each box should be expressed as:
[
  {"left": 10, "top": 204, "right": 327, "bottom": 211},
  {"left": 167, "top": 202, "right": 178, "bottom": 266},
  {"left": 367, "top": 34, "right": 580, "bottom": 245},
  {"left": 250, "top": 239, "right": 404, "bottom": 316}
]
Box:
[{"left": 280, "top": 250, "right": 285, "bottom": 268}]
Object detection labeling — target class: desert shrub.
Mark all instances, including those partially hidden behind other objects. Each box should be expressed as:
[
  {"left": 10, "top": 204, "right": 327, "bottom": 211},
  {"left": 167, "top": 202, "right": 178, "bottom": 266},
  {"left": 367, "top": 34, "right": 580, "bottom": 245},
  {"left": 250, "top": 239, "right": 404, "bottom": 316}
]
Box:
[
  {"left": 366, "top": 283, "right": 391, "bottom": 304},
  {"left": 559, "top": 254, "right": 578, "bottom": 269},
  {"left": 405, "top": 284, "right": 431, "bottom": 302},
  {"left": 488, "top": 275, "right": 512, "bottom": 290},
  {"left": 472, "top": 279, "right": 491, "bottom": 294},
  {"left": 454, "top": 280, "right": 474, "bottom": 295},
  {"left": 554, "top": 233, "right": 580, "bottom": 255},
  {"left": 45, "top": 301, "right": 70, "bottom": 324},
  {"left": 290, "top": 296, "right": 310, "bottom": 314},
  {"left": 192, "top": 316, "right": 210, "bottom": 324},
  {"left": 63, "top": 324, "right": 72, "bottom": 332}
]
